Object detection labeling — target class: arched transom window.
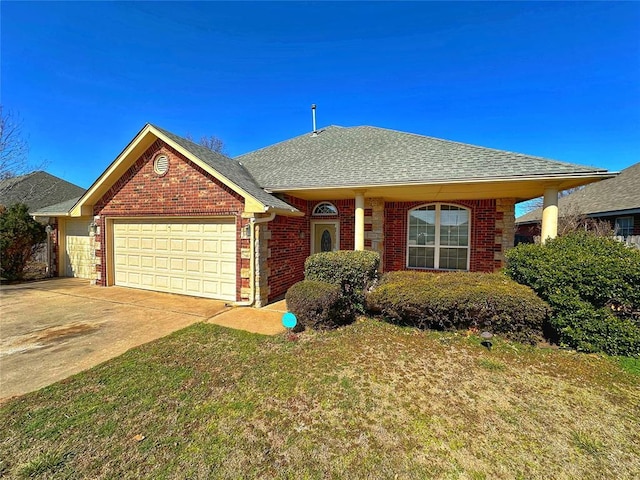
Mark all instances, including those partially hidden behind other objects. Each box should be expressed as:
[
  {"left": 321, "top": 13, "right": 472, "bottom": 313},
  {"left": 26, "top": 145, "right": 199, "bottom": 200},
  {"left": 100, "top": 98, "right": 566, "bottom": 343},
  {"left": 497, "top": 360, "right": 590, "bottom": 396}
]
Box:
[
  {"left": 312, "top": 202, "right": 338, "bottom": 216},
  {"left": 407, "top": 204, "right": 470, "bottom": 270}
]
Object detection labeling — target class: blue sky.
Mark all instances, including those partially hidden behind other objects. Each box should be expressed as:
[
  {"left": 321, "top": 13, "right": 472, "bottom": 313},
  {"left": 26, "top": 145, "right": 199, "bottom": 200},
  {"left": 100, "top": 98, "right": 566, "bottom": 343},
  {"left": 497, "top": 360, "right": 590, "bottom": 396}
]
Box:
[{"left": 2, "top": 1, "right": 639, "bottom": 215}]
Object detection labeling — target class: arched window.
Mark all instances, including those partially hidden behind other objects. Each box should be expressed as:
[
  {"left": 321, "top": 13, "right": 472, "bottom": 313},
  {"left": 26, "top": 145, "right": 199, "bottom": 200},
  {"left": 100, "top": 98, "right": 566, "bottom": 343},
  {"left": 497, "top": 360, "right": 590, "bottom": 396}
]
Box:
[
  {"left": 407, "top": 204, "right": 470, "bottom": 270},
  {"left": 312, "top": 202, "right": 338, "bottom": 216}
]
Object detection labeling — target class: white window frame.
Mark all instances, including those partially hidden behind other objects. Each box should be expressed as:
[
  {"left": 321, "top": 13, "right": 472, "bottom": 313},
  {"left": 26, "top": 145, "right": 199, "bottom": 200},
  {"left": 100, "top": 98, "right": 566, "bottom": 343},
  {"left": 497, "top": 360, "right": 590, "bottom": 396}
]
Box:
[
  {"left": 312, "top": 201, "right": 338, "bottom": 216},
  {"left": 406, "top": 203, "right": 471, "bottom": 271},
  {"left": 614, "top": 216, "right": 633, "bottom": 238}
]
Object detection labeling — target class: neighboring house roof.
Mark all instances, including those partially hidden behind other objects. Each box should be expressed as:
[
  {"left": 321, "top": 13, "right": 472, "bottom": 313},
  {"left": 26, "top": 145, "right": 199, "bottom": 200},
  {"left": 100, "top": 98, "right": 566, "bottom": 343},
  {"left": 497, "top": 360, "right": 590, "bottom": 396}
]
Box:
[
  {"left": 237, "top": 125, "right": 608, "bottom": 190},
  {"left": 516, "top": 161, "right": 640, "bottom": 224},
  {"left": 0, "top": 171, "right": 86, "bottom": 212}
]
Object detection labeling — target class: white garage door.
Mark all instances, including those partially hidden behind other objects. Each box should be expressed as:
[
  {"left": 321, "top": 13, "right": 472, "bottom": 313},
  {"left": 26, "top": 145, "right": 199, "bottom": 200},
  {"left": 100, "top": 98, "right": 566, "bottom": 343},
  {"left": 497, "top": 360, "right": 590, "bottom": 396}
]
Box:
[
  {"left": 65, "top": 218, "right": 93, "bottom": 279},
  {"left": 113, "top": 218, "right": 236, "bottom": 301}
]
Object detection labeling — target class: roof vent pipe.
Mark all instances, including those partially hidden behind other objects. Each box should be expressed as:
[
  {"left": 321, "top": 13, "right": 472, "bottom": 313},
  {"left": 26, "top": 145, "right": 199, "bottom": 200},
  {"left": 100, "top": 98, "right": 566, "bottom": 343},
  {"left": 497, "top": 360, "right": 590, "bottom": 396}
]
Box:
[{"left": 311, "top": 104, "right": 317, "bottom": 137}]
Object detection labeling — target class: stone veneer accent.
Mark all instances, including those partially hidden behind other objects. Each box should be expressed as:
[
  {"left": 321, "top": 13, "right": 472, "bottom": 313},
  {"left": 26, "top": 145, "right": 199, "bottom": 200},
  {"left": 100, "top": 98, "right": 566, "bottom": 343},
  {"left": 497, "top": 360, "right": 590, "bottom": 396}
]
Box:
[
  {"left": 364, "top": 197, "right": 385, "bottom": 271},
  {"left": 254, "top": 221, "right": 271, "bottom": 307},
  {"left": 495, "top": 198, "right": 516, "bottom": 265}
]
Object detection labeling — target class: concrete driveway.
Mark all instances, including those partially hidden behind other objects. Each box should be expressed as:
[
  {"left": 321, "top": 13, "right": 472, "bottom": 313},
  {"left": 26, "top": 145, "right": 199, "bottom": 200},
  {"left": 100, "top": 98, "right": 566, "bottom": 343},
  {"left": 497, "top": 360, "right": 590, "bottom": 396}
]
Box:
[{"left": 0, "top": 278, "right": 285, "bottom": 402}]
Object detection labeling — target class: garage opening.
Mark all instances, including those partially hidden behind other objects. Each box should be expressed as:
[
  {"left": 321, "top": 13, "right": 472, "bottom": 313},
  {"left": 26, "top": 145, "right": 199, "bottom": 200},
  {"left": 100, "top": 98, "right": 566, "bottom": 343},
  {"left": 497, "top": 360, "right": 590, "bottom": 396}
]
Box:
[
  {"left": 64, "top": 218, "right": 94, "bottom": 279},
  {"left": 112, "top": 218, "right": 236, "bottom": 301}
]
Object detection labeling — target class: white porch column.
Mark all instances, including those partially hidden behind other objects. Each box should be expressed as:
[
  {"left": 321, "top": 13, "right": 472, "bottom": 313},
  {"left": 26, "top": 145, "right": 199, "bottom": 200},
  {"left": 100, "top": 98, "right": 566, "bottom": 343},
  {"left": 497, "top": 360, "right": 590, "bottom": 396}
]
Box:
[
  {"left": 355, "top": 191, "right": 365, "bottom": 251},
  {"left": 541, "top": 186, "right": 559, "bottom": 243}
]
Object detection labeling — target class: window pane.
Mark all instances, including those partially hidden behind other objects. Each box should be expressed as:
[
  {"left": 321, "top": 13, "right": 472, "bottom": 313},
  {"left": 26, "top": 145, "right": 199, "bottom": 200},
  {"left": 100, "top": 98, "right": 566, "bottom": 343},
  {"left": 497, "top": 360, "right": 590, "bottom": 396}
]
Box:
[
  {"left": 313, "top": 202, "right": 338, "bottom": 216},
  {"left": 408, "top": 246, "right": 434, "bottom": 268},
  {"left": 409, "top": 207, "right": 436, "bottom": 246},
  {"left": 440, "top": 207, "right": 469, "bottom": 247},
  {"left": 439, "top": 248, "right": 468, "bottom": 270},
  {"left": 615, "top": 217, "right": 633, "bottom": 237}
]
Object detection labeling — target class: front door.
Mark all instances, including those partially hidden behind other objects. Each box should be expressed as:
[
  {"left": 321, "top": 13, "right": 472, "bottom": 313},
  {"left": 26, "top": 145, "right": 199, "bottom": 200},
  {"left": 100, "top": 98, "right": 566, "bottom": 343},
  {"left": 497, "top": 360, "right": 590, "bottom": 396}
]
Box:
[{"left": 312, "top": 222, "right": 339, "bottom": 254}]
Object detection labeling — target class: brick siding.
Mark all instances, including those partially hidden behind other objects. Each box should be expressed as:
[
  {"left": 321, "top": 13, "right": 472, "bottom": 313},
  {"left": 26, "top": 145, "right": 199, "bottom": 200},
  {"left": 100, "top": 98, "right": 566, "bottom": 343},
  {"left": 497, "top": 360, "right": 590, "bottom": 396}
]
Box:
[
  {"left": 91, "top": 139, "right": 248, "bottom": 301},
  {"left": 385, "top": 199, "right": 504, "bottom": 273}
]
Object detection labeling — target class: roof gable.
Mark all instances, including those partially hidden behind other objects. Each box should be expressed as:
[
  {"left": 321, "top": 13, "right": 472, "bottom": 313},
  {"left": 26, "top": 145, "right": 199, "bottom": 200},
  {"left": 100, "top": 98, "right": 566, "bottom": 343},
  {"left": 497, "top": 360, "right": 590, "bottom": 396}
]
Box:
[
  {"left": 237, "top": 125, "right": 608, "bottom": 190},
  {"left": 70, "top": 124, "right": 299, "bottom": 217}
]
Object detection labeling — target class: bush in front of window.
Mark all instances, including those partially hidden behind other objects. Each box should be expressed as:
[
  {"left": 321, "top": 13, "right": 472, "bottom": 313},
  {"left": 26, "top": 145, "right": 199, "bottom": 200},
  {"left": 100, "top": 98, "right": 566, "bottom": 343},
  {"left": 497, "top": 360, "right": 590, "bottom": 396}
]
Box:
[
  {"left": 366, "top": 271, "right": 550, "bottom": 345},
  {"left": 506, "top": 232, "right": 640, "bottom": 357},
  {"left": 285, "top": 280, "right": 355, "bottom": 331},
  {"left": 304, "top": 250, "right": 380, "bottom": 311}
]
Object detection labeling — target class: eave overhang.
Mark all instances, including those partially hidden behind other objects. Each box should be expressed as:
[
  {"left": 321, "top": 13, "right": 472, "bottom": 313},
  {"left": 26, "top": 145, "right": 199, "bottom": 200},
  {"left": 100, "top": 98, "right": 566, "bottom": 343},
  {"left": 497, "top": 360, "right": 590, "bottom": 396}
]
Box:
[{"left": 265, "top": 172, "right": 616, "bottom": 202}]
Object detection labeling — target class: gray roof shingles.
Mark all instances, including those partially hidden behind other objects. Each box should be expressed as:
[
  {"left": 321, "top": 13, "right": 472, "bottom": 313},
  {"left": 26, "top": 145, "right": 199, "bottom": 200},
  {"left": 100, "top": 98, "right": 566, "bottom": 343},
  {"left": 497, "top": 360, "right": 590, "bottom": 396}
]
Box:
[
  {"left": 32, "top": 196, "right": 83, "bottom": 216},
  {"left": 27, "top": 124, "right": 612, "bottom": 217},
  {"left": 0, "top": 171, "right": 86, "bottom": 212},
  {"left": 237, "top": 125, "right": 607, "bottom": 190},
  {"left": 516, "top": 162, "right": 640, "bottom": 223}
]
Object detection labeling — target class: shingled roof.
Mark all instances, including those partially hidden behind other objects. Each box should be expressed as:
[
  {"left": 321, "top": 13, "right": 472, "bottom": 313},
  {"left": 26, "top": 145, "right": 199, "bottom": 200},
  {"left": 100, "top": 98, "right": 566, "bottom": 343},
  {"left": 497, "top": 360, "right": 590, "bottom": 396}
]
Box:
[
  {"left": 0, "top": 171, "right": 85, "bottom": 212},
  {"left": 151, "top": 125, "right": 296, "bottom": 212},
  {"left": 237, "top": 125, "right": 607, "bottom": 190},
  {"left": 516, "top": 162, "right": 640, "bottom": 224}
]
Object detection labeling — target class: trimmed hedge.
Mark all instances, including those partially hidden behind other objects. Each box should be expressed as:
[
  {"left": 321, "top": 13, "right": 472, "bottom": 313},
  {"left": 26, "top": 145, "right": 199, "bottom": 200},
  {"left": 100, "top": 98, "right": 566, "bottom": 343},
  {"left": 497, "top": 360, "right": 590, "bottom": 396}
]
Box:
[
  {"left": 506, "top": 232, "right": 640, "bottom": 356},
  {"left": 285, "top": 280, "right": 354, "bottom": 331},
  {"left": 366, "top": 271, "right": 550, "bottom": 344},
  {"left": 304, "top": 250, "right": 380, "bottom": 309}
]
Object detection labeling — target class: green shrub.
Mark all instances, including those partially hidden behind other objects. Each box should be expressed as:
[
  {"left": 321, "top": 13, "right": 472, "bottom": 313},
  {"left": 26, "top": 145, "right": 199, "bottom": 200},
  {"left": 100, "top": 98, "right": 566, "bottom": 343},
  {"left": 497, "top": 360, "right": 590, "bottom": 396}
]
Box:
[
  {"left": 506, "top": 232, "right": 640, "bottom": 356},
  {"left": 547, "top": 293, "right": 640, "bottom": 356},
  {"left": 367, "top": 271, "right": 550, "bottom": 344},
  {"left": 304, "top": 250, "right": 380, "bottom": 309},
  {"left": 0, "top": 203, "right": 47, "bottom": 281},
  {"left": 285, "top": 280, "right": 354, "bottom": 331}
]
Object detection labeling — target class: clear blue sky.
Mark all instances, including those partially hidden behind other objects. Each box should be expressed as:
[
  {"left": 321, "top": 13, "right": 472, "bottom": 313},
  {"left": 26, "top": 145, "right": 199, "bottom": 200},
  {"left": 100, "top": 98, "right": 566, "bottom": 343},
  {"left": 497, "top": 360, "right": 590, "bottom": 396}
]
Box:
[{"left": 2, "top": 1, "right": 639, "bottom": 215}]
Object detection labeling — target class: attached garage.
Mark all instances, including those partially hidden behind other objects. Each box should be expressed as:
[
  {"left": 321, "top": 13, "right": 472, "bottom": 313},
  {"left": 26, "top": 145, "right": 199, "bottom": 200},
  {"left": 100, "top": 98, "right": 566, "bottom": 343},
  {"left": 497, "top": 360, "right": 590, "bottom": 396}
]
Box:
[
  {"left": 63, "top": 218, "right": 94, "bottom": 279},
  {"left": 111, "top": 218, "right": 237, "bottom": 301}
]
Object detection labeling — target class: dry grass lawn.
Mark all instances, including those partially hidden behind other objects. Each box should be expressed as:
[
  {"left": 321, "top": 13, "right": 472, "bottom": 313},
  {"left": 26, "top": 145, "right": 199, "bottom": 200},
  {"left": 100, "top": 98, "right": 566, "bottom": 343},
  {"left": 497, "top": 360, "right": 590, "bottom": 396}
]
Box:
[{"left": 1, "top": 319, "right": 638, "bottom": 479}]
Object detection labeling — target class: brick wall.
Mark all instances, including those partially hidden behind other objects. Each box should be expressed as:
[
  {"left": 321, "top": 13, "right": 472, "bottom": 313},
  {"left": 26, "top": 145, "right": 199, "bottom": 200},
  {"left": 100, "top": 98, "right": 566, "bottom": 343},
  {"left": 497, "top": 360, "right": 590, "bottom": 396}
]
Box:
[
  {"left": 385, "top": 199, "right": 504, "bottom": 273},
  {"left": 266, "top": 198, "right": 359, "bottom": 301},
  {"left": 49, "top": 218, "right": 59, "bottom": 277},
  {"left": 91, "top": 139, "right": 248, "bottom": 301},
  {"left": 266, "top": 195, "right": 309, "bottom": 300}
]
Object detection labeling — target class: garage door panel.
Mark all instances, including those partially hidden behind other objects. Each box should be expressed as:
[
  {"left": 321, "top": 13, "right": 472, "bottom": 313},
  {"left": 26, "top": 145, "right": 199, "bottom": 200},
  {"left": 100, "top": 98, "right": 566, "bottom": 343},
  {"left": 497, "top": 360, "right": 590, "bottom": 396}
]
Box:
[
  {"left": 203, "top": 260, "right": 218, "bottom": 274},
  {"left": 186, "top": 259, "right": 201, "bottom": 273},
  {"left": 220, "top": 260, "right": 236, "bottom": 275},
  {"left": 141, "top": 256, "right": 154, "bottom": 268},
  {"left": 203, "top": 239, "right": 219, "bottom": 254},
  {"left": 113, "top": 218, "right": 236, "bottom": 301},
  {"left": 155, "top": 238, "right": 169, "bottom": 251},
  {"left": 186, "top": 239, "right": 201, "bottom": 252},
  {"left": 221, "top": 240, "right": 235, "bottom": 254}
]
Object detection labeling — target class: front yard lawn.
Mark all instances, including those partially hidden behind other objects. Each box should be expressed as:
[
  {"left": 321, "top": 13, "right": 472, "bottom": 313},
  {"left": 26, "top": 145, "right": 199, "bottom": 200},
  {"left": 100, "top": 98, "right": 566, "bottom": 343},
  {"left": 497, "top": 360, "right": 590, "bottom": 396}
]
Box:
[{"left": 1, "top": 320, "right": 639, "bottom": 479}]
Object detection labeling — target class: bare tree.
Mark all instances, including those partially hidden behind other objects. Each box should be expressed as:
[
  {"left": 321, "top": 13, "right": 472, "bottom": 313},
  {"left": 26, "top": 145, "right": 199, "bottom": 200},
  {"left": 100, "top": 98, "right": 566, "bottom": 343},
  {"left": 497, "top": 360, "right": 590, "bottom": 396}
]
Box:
[
  {"left": 0, "top": 106, "right": 30, "bottom": 180},
  {"left": 556, "top": 204, "right": 613, "bottom": 237},
  {"left": 184, "top": 133, "right": 227, "bottom": 155}
]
